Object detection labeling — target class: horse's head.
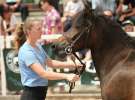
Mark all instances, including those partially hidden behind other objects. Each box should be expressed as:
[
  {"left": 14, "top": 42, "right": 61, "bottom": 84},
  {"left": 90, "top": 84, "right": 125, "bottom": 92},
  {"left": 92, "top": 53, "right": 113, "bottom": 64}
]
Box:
[
  {"left": 61, "top": 0, "right": 97, "bottom": 53},
  {"left": 64, "top": 1, "right": 129, "bottom": 50},
  {"left": 56, "top": 0, "right": 126, "bottom": 55}
]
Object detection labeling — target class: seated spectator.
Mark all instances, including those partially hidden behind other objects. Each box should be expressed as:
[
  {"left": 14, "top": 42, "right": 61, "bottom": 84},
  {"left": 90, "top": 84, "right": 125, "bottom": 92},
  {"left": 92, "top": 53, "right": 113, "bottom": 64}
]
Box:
[
  {"left": 103, "top": 9, "right": 114, "bottom": 20},
  {"left": 116, "top": 0, "right": 135, "bottom": 24},
  {"left": 0, "top": 5, "right": 18, "bottom": 35},
  {"left": 0, "top": 0, "right": 29, "bottom": 21},
  {"left": 122, "top": 20, "right": 134, "bottom": 32},
  {"left": 63, "top": 0, "right": 84, "bottom": 18},
  {"left": 39, "top": 0, "right": 63, "bottom": 35},
  {"left": 91, "top": 0, "right": 115, "bottom": 16},
  {"left": 115, "top": 0, "right": 124, "bottom": 15},
  {"left": 62, "top": 0, "right": 84, "bottom": 32}
]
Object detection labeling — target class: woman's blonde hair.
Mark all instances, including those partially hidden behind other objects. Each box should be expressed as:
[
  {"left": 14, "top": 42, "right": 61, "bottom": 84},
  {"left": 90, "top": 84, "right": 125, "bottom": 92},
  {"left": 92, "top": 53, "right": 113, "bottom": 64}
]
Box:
[
  {"left": 23, "top": 17, "right": 42, "bottom": 33},
  {"left": 14, "top": 18, "right": 42, "bottom": 50},
  {"left": 14, "top": 23, "right": 26, "bottom": 51}
]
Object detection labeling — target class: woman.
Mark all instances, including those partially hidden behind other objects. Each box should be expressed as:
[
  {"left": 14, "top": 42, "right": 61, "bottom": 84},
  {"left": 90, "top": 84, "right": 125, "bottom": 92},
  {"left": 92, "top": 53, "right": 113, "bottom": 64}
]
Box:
[
  {"left": 18, "top": 18, "right": 80, "bottom": 100},
  {"left": 0, "top": 5, "right": 17, "bottom": 35}
]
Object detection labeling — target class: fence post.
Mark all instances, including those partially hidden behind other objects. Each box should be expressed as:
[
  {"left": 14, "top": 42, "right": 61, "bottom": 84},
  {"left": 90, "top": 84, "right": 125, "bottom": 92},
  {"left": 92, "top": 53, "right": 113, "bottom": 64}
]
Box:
[{"left": 0, "top": 36, "right": 7, "bottom": 96}]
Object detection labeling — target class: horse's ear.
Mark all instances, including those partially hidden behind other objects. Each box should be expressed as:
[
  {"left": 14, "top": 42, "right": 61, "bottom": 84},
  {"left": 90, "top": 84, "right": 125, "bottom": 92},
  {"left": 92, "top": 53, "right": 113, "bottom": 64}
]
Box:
[{"left": 82, "top": 0, "right": 92, "bottom": 15}]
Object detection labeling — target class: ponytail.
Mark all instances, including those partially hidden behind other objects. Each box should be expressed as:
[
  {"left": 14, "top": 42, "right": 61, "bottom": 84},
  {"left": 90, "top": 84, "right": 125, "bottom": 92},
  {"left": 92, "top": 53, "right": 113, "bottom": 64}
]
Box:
[
  {"left": 14, "top": 17, "right": 42, "bottom": 50},
  {"left": 14, "top": 23, "right": 26, "bottom": 50}
]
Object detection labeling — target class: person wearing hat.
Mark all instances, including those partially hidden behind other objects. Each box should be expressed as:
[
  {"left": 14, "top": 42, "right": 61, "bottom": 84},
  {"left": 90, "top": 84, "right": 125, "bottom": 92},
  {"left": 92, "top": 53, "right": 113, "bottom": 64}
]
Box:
[{"left": 122, "top": 20, "right": 134, "bottom": 32}]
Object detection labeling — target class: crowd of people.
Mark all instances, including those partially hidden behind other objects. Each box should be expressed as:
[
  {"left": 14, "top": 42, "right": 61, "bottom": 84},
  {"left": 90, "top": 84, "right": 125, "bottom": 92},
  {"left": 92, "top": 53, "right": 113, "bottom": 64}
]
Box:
[
  {"left": 0, "top": 0, "right": 28, "bottom": 35},
  {"left": 0, "top": 0, "right": 134, "bottom": 37},
  {"left": 91, "top": 0, "right": 135, "bottom": 32},
  {"left": 0, "top": 0, "right": 134, "bottom": 36}
]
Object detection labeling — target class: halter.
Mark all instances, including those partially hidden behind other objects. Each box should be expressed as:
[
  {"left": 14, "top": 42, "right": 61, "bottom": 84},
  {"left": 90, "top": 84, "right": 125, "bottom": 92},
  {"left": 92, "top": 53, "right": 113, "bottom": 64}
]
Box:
[
  {"left": 65, "top": 27, "right": 90, "bottom": 54},
  {"left": 62, "top": 5, "right": 96, "bottom": 93},
  {"left": 64, "top": 26, "right": 92, "bottom": 93}
]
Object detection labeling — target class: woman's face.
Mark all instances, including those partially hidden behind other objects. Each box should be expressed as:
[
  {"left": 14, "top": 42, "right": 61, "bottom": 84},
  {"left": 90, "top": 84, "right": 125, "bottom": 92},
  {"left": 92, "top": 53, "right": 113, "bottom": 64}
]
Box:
[
  {"left": 3, "top": 12, "right": 11, "bottom": 19},
  {"left": 40, "top": 1, "right": 49, "bottom": 12},
  {"left": 29, "top": 21, "right": 42, "bottom": 40}
]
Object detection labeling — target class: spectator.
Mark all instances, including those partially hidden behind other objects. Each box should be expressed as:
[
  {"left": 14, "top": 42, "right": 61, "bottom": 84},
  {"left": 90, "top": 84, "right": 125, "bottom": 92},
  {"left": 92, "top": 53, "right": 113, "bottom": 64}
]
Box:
[
  {"left": 39, "top": 0, "right": 63, "bottom": 35},
  {"left": 115, "top": 0, "right": 124, "bottom": 15},
  {"left": 62, "top": 0, "right": 84, "bottom": 31},
  {"left": 122, "top": 20, "right": 134, "bottom": 32},
  {"left": 0, "top": 5, "right": 18, "bottom": 35},
  {"left": 91, "top": 0, "right": 116, "bottom": 14},
  {"left": 117, "top": 0, "right": 135, "bottom": 24},
  {"left": 63, "top": 0, "right": 84, "bottom": 18},
  {"left": 0, "top": 0, "right": 29, "bottom": 21},
  {"left": 103, "top": 9, "right": 114, "bottom": 19}
]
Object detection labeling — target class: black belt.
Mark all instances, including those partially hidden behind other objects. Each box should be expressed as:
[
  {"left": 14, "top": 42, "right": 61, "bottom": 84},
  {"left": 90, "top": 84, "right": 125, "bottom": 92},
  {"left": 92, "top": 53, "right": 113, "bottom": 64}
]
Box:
[{"left": 24, "top": 86, "right": 48, "bottom": 91}]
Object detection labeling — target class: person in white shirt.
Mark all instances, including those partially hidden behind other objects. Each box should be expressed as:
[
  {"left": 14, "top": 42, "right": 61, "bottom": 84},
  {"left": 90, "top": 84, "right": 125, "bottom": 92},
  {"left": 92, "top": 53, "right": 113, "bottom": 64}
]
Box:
[
  {"left": 64, "top": 0, "right": 84, "bottom": 18},
  {"left": 62, "top": 0, "right": 84, "bottom": 31}
]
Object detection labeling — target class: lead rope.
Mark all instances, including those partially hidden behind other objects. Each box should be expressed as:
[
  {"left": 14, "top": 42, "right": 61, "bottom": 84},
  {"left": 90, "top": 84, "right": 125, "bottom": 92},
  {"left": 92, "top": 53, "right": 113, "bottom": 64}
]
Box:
[
  {"left": 69, "top": 55, "right": 76, "bottom": 93},
  {"left": 69, "top": 52, "right": 86, "bottom": 93}
]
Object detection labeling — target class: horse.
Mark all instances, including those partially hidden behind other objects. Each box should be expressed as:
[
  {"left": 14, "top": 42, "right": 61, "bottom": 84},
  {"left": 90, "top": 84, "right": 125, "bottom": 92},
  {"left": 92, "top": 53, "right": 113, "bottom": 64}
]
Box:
[{"left": 58, "top": 0, "right": 135, "bottom": 100}]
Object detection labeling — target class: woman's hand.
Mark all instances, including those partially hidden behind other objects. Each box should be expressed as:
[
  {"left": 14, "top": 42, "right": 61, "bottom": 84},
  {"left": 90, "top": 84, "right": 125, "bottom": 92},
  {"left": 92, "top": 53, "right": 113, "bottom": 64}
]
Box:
[{"left": 66, "top": 74, "right": 80, "bottom": 82}]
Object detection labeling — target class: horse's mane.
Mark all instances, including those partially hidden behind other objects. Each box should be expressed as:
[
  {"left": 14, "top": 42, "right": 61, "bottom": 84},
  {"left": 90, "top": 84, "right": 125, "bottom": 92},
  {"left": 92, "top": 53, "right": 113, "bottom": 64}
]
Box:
[{"left": 92, "top": 14, "right": 135, "bottom": 49}]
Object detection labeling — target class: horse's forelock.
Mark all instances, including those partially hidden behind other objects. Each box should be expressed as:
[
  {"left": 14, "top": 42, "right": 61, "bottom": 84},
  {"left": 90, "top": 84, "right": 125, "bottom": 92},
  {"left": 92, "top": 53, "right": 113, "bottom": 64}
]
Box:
[{"left": 82, "top": 0, "right": 93, "bottom": 16}]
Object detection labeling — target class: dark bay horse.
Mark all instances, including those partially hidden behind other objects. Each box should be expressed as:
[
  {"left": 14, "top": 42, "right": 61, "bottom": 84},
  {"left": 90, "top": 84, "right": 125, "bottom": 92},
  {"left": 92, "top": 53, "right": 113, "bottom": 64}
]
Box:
[{"left": 60, "top": 1, "right": 135, "bottom": 100}]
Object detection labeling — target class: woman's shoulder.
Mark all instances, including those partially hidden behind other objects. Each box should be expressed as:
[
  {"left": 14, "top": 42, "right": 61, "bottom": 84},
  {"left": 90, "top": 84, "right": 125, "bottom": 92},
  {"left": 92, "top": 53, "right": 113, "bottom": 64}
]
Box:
[
  {"left": 19, "top": 42, "right": 30, "bottom": 52},
  {"left": 18, "top": 42, "right": 33, "bottom": 57}
]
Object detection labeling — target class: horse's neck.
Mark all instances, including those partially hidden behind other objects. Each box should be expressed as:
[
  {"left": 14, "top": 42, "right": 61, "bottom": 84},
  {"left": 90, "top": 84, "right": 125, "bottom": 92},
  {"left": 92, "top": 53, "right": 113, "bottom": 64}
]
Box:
[{"left": 91, "top": 42, "right": 131, "bottom": 81}]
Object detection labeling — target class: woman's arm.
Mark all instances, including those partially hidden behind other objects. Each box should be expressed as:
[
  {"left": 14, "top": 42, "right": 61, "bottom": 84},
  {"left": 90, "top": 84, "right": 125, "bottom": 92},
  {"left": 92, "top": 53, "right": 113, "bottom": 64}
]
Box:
[
  {"left": 30, "top": 63, "right": 79, "bottom": 82},
  {"left": 125, "top": 8, "right": 135, "bottom": 17},
  {"left": 5, "top": 26, "right": 15, "bottom": 33},
  {"left": 46, "top": 58, "right": 80, "bottom": 69},
  {"left": 10, "top": 0, "right": 21, "bottom": 10}
]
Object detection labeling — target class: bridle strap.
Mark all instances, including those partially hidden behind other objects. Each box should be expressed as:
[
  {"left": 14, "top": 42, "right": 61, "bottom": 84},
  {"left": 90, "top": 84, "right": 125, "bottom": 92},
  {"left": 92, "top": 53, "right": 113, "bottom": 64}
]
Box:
[
  {"left": 72, "top": 52, "right": 85, "bottom": 69},
  {"left": 70, "top": 27, "right": 89, "bottom": 47},
  {"left": 66, "top": 28, "right": 91, "bottom": 93},
  {"left": 65, "top": 19, "right": 94, "bottom": 93},
  {"left": 69, "top": 52, "right": 86, "bottom": 93}
]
